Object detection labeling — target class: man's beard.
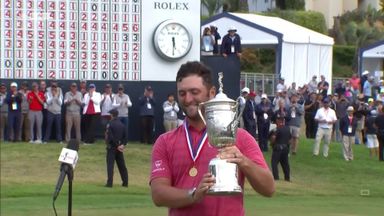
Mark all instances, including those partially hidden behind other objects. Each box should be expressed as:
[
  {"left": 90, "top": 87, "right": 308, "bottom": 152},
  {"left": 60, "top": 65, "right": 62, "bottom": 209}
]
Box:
[{"left": 181, "top": 104, "right": 201, "bottom": 121}]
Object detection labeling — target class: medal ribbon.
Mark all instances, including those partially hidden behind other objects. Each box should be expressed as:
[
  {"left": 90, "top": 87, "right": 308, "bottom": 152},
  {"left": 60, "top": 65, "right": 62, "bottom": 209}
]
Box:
[{"left": 184, "top": 121, "right": 207, "bottom": 162}]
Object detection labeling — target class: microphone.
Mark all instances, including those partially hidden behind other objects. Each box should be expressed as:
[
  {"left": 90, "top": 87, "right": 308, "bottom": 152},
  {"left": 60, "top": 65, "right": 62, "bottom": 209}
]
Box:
[{"left": 53, "top": 140, "right": 79, "bottom": 201}]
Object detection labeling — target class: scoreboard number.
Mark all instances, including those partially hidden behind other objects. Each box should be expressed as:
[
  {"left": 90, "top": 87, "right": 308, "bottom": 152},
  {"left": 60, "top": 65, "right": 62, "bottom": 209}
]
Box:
[{"left": 0, "top": 0, "right": 141, "bottom": 81}]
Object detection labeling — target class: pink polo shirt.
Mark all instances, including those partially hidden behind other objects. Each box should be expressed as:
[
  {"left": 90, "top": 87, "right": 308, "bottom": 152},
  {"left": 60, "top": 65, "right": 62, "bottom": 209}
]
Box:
[{"left": 150, "top": 123, "right": 268, "bottom": 216}]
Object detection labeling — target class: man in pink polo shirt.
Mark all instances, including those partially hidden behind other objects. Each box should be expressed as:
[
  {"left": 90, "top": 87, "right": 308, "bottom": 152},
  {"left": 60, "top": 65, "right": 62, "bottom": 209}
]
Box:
[{"left": 150, "top": 61, "right": 275, "bottom": 216}]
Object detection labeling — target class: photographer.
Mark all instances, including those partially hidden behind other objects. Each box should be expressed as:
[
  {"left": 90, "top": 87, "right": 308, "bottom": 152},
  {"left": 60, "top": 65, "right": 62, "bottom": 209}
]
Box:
[{"left": 353, "top": 94, "right": 370, "bottom": 145}]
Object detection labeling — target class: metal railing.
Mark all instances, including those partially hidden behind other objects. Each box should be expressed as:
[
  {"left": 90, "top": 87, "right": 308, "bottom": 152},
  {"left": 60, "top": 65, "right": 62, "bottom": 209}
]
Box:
[{"left": 241, "top": 72, "right": 348, "bottom": 96}]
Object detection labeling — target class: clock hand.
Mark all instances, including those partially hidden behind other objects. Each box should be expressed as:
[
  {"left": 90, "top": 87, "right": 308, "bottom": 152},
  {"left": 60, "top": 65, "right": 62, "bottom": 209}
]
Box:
[{"left": 172, "top": 37, "right": 175, "bottom": 56}]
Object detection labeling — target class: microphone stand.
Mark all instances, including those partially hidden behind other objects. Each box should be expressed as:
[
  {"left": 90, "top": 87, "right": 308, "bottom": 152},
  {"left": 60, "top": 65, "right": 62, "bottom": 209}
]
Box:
[{"left": 67, "top": 167, "right": 74, "bottom": 216}]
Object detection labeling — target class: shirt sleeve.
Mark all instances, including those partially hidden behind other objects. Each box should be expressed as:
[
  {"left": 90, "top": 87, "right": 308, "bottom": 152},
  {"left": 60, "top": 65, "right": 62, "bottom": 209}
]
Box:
[
  {"left": 236, "top": 129, "right": 268, "bottom": 169},
  {"left": 150, "top": 135, "right": 172, "bottom": 184}
]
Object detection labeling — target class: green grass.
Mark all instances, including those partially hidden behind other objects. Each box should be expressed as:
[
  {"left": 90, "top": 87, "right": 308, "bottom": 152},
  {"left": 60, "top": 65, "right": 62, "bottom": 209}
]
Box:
[{"left": 1, "top": 138, "right": 383, "bottom": 216}]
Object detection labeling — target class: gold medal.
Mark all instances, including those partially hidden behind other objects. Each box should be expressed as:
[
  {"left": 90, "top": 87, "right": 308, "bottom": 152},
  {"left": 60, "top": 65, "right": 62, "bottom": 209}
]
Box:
[{"left": 189, "top": 167, "right": 198, "bottom": 177}]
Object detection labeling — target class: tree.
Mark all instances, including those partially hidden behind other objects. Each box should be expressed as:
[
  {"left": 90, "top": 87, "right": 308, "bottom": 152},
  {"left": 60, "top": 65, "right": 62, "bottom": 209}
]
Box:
[
  {"left": 381, "top": 0, "right": 384, "bottom": 12},
  {"left": 276, "top": 0, "right": 305, "bottom": 10},
  {"left": 223, "top": 0, "right": 248, "bottom": 12},
  {"left": 202, "top": 0, "right": 222, "bottom": 17}
]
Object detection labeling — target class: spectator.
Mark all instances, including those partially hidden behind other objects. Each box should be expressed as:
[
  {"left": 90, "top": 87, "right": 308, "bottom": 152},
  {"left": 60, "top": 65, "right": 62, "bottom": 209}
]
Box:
[
  {"left": 287, "top": 94, "right": 304, "bottom": 155},
  {"left": 313, "top": 97, "right": 337, "bottom": 157},
  {"left": 349, "top": 73, "right": 361, "bottom": 99},
  {"left": 308, "top": 75, "right": 318, "bottom": 94},
  {"left": 82, "top": 83, "right": 101, "bottom": 144},
  {"left": 304, "top": 92, "right": 319, "bottom": 138},
  {"left": 201, "top": 26, "right": 215, "bottom": 56},
  {"left": 363, "top": 76, "right": 374, "bottom": 102},
  {"left": 339, "top": 106, "right": 358, "bottom": 161},
  {"left": 105, "top": 109, "right": 128, "bottom": 188},
  {"left": 242, "top": 91, "right": 257, "bottom": 139},
  {"left": 276, "top": 78, "right": 286, "bottom": 93},
  {"left": 221, "top": 26, "right": 242, "bottom": 58},
  {"left": 353, "top": 94, "right": 369, "bottom": 145},
  {"left": 237, "top": 87, "right": 250, "bottom": 129},
  {"left": 27, "top": 82, "right": 45, "bottom": 144},
  {"left": 269, "top": 114, "right": 291, "bottom": 181},
  {"left": 210, "top": 24, "right": 221, "bottom": 54},
  {"left": 255, "top": 93, "right": 274, "bottom": 152},
  {"left": 44, "top": 82, "right": 63, "bottom": 143},
  {"left": 374, "top": 106, "right": 384, "bottom": 161},
  {"left": 360, "top": 70, "right": 369, "bottom": 93},
  {"left": 64, "top": 82, "right": 82, "bottom": 143},
  {"left": 113, "top": 84, "right": 133, "bottom": 135},
  {"left": 5, "top": 82, "right": 22, "bottom": 142},
  {"left": 39, "top": 80, "right": 47, "bottom": 140},
  {"left": 287, "top": 82, "right": 298, "bottom": 98},
  {"left": 139, "top": 86, "right": 156, "bottom": 144},
  {"left": 335, "top": 94, "right": 350, "bottom": 142},
  {"left": 100, "top": 84, "right": 115, "bottom": 128},
  {"left": 366, "top": 110, "right": 379, "bottom": 158},
  {"left": 79, "top": 79, "right": 87, "bottom": 96},
  {"left": 162, "top": 93, "right": 180, "bottom": 132},
  {"left": 318, "top": 75, "right": 329, "bottom": 97},
  {"left": 0, "top": 83, "right": 8, "bottom": 142},
  {"left": 19, "top": 82, "right": 30, "bottom": 142}
]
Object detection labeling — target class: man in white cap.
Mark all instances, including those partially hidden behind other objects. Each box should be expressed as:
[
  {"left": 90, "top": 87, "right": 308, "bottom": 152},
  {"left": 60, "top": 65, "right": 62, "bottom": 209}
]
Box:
[
  {"left": 339, "top": 106, "right": 358, "bottom": 161},
  {"left": 237, "top": 87, "right": 250, "bottom": 129},
  {"left": 220, "top": 26, "right": 242, "bottom": 58}
]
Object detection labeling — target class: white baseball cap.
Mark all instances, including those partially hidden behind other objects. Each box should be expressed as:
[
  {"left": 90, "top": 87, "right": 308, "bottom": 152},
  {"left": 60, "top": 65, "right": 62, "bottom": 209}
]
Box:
[
  {"left": 10, "top": 82, "right": 17, "bottom": 87},
  {"left": 241, "top": 87, "right": 250, "bottom": 94},
  {"left": 362, "top": 70, "right": 369, "bottom": 75},
  {"left": 261, "top": 94, "right": 268, "bottom": 99},
  {"left": 228, "top": 26, "right": 237, "bottom": 32}
]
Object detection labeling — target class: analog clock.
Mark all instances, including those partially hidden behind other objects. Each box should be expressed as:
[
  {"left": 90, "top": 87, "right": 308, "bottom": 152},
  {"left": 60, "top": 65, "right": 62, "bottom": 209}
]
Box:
[{"left": 153, "top": 20, "right": 193, "bottom": 61}]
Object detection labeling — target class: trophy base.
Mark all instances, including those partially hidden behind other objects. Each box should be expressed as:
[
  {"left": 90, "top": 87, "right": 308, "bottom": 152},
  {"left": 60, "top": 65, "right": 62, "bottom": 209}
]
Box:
[
  {"left": 207, "top": 185, "right": 242, "bottom": 195},
  {"left": 207, "top": 157, "right": 242, "bottom": 196}
]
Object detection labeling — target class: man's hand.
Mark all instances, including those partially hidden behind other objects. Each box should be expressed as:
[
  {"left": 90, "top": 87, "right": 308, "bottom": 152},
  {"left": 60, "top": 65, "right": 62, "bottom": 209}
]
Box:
[
  {"left": 218, "top": 146, "right": 245, "bottom": 166},
  {"left": 117, "top": 145, "right": 124, "bottom": 152},
  {"left": 192, "top": 173, "right": 215, "bottom": 203}
]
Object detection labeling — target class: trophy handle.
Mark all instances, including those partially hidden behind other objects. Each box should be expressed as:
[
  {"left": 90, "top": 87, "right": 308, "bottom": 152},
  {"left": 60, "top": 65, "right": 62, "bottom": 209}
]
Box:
[
  {"left": 198, "top": 103, "right": 207, "bottom": 125},
  {"left": 229, "top": 102, "right": 242, "bottom": 129}
]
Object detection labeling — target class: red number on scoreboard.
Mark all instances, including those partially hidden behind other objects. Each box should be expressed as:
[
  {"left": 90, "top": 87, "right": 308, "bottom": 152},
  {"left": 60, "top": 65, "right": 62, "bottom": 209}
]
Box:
[
  {"left": 49, "top": 71, "right": 56, "bottom": 78},
  {"left": 92, "top": 62, "right": 97, "bottom": 70},
  {"left": 70, "top": 52, "right": 76, "bottom": 60},
  {"left": 27, "top": 50, "right": 33, "bottom": 58},
  {"left": 81, "top": 62, "right": 87, "bottom": 69},
  {"left": 38, "top": 71, "right": 44, "bottom": 78}
]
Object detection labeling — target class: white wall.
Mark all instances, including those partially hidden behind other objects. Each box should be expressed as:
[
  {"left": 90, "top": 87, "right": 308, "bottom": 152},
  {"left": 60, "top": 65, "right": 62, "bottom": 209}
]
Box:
[{"left": 141, "top": 0, "right": 201, "bottom": 81}]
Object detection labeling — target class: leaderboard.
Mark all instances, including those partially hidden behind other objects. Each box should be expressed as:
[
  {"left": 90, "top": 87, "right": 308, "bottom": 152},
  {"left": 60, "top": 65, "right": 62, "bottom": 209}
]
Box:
[{"left": 1, "top": 0, "right": 141, "bottom": 81}]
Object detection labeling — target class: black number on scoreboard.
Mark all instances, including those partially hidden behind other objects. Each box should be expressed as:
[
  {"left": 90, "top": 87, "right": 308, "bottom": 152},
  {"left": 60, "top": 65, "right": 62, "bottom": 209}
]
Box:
[
  {"left": 123, "top": 34, "right": 128, "bottom": 41},
  {"left": 113, "top": 72, "right": 118, "bottom": 79},
  {"left": 38, "top": 61, "right": 44, "bottom": 68},
  {"left": 91, "top": 4, "right": 97, "bottom": 11},
  {"left": 5, "top": 60, "right": 11, "bottom": 68},
  {"left": 102, "top": 71, "right": 107, "bottom": 79},
  {"left": 16, "top": 60, "right": 22, "bottom": 68}
]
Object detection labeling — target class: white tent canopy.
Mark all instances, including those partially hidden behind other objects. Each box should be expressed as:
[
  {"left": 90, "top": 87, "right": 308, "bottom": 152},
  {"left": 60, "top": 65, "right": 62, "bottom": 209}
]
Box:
[
  {"left": 359, "top": 40, "right": 384, "bottom": 76},
  {"left": 202, "top": 13, "right": 334, "bottom": 89}
]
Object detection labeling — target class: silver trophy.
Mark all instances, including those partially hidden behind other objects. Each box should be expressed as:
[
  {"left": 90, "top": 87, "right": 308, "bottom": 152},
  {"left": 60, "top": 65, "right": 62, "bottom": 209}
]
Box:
[{"left": 198, "top": 72, "right": 242, "bottom": 195}]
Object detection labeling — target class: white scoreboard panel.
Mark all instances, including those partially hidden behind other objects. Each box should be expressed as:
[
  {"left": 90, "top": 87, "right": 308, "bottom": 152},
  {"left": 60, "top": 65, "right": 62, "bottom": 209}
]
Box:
[{"left": 1, "top": 0, "right": 141, "bottom": 81}]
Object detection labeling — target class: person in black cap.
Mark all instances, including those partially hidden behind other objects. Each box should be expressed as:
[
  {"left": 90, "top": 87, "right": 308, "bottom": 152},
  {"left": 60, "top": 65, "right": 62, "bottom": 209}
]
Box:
[
  {"left": 105, "top": 109, "right": 128, "bottom": 187},
  {"left": 139, "top": 85, "right": 156, "bottom": 144},
  {"left": 269, "top": 113, "right": 292, "bottom": 181}
]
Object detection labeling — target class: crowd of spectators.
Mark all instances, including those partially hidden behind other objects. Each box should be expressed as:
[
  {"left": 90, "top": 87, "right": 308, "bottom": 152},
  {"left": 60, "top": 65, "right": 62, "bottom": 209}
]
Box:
[
  {"left": 238, "top": 71, "right": 384, "bottom": 161},
  {"left": 0, "top": 80, "right": 157, "bottom": 145}
]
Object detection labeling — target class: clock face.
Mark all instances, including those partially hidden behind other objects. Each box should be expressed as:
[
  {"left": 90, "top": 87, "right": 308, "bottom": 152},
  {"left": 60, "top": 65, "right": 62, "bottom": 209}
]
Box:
[{"left": 153, "top": 20, "right": 193, "bottom": 61}]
